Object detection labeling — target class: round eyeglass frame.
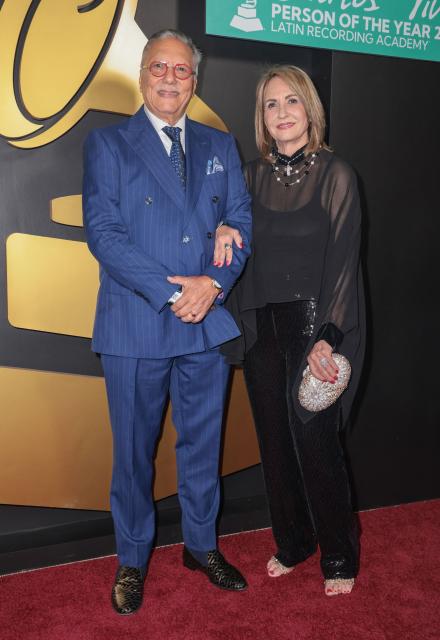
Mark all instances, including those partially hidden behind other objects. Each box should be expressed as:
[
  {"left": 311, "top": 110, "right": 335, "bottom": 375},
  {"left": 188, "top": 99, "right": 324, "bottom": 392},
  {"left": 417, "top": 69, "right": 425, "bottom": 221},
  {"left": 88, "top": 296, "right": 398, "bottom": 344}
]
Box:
[{"left": 141, "top": 61, "right": 195, "bottom": 80}]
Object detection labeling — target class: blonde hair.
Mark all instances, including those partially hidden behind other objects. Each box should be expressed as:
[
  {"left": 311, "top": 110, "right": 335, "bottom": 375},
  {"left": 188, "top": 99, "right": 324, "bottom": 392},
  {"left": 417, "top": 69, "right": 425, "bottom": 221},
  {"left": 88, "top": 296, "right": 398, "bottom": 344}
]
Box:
[{"left": 255, "top": 65, "right": 329, "bottom": 159}]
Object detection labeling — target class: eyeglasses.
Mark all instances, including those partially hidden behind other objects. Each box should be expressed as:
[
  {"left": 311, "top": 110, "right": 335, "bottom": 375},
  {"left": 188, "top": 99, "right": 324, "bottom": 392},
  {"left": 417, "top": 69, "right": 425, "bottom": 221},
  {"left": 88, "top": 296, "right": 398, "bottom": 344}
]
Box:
[{"left": 141, "top": 61, "right": 195, "bottom": 80}]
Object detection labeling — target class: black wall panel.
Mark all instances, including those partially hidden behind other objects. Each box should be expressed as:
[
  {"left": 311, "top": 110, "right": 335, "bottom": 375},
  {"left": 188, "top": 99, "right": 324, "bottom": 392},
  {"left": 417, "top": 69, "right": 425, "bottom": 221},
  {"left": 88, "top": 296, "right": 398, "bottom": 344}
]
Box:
[{"left": 330, "top": 52, "right": 440, "bottom": 508}]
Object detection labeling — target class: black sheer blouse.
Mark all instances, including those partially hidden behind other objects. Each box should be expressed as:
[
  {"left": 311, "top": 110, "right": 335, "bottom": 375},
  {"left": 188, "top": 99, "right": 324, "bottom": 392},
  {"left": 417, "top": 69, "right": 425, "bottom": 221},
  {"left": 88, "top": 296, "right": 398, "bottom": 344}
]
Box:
[
  {"left": 247, "top": 153, "right": 328, "bottom": 304},
  {"left": 222, "top": 149, "right": 365, "bottom": 426}
]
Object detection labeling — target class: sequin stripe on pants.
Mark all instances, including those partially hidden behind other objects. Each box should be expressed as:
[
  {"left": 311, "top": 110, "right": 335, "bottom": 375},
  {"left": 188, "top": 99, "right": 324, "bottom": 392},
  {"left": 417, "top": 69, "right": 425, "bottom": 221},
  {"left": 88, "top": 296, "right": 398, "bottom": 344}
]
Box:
[{"left": 243, "top": 301, "right": 359, "bottom": 579}]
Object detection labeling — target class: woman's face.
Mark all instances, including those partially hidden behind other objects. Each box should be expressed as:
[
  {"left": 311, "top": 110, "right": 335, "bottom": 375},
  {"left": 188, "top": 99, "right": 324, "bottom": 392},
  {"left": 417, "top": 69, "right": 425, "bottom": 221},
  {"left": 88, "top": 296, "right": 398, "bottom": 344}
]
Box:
[{"left": 263, "top": 76, "right": 309, "bottom": 155}]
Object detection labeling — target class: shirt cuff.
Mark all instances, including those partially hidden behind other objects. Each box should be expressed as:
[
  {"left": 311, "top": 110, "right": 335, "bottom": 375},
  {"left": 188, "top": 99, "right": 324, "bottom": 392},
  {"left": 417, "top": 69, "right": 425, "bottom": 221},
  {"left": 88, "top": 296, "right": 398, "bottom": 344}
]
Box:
[
  {"left": 315, "top": 322, "right": 344, "bottom": 350},
  {"left": 168, "top": 289, "right": 182, "bottom": 305}
]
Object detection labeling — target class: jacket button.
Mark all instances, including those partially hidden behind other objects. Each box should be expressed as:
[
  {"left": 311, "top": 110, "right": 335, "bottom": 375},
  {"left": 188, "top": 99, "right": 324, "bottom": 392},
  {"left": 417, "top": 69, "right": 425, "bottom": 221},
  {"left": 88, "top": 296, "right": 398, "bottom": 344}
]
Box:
[
  {"left": 207, "top": 232, "right": 213, "bottom": 239},
  {"left": 145, "top": 196, "right": 153, "bottom": 205},
  {"left": 182, "top": 235, "right": 191, "bottom": 244},
  {"left": 212, "top": 195, "right": 219, "bottom": 203}
]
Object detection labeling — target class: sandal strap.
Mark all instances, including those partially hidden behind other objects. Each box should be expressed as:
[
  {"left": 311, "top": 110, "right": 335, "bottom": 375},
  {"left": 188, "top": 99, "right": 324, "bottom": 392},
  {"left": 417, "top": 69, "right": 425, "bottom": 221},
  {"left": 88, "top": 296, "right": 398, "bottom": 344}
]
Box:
[{"left": 268, "top": 556, "right": 294, "bottom": 575}]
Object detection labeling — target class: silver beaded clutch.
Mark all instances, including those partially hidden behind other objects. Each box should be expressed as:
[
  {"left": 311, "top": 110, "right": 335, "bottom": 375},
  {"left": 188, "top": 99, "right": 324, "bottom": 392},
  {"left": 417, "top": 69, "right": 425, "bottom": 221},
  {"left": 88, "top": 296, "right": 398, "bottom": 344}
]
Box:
[{"left": 298, "top": 353, "right": 351, "bottom": 412}]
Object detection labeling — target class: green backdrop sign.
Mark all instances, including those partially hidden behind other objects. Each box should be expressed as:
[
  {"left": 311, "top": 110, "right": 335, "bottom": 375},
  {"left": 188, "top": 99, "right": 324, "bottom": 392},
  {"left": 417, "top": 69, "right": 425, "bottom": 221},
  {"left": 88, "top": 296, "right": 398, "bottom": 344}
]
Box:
[{"left": 206, "top": 1, "right": 440, "bottom": 62}]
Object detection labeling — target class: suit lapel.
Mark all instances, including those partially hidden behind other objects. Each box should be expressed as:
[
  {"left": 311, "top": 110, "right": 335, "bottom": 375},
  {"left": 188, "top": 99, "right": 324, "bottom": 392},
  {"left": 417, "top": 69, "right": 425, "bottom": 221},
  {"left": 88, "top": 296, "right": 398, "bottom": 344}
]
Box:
[
  {"left": 183, "top": 118, "right": 211, "bottom": 228},
  {"left": 119, "top": 108, "right": 186, "bottom": 212}
]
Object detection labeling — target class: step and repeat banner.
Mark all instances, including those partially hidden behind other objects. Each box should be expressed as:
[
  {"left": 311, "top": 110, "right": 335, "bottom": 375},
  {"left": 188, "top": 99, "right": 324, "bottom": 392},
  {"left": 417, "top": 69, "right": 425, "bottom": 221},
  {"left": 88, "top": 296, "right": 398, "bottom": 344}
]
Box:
[
  {"left": 206, "top": 1, "right": 440, "bottom": 62},
  {"left": 0, "top": 0, "right": 260, "bottom": 510}
]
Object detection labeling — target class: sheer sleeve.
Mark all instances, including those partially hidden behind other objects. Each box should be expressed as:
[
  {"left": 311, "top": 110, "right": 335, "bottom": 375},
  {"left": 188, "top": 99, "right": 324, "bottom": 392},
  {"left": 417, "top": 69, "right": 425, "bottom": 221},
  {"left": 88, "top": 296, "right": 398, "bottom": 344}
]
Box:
[
  {"left": 315, "top": 322, "right": 344, "bottom": 350},
  {"left": 318, "top": 158, "right": 362, "bottom": 336},
  {"left": 243, "top": 162, "right": 253, "bottom": 191},
  {"left": 292, "top": 156, "right": 366, "bottom": 425}
]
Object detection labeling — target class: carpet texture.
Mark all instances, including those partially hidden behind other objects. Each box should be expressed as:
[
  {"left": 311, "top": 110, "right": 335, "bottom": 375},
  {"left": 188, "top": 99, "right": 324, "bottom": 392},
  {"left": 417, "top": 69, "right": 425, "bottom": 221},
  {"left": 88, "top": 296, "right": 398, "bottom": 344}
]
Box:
[{"left": 1, "top": 500, "right": 439, "bottom": 640}]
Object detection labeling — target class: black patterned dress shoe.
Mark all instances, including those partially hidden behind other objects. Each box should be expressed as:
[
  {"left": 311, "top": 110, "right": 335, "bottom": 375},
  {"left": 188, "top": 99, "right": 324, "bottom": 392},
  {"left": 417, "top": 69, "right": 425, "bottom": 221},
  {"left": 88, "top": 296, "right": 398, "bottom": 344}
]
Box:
[
  {"left": 111, "top": 566, "right": 145, "bottom": 615},
  {"left": 183, "top": 547, "right": 247, "bottom": 591}
]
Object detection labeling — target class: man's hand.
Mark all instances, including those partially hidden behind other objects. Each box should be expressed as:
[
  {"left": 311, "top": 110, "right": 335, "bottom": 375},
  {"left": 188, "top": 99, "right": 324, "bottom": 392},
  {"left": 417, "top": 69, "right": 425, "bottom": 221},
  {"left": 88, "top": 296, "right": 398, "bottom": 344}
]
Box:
[{"left": 167, "top": 275, "right": 219, "bottom": 323}]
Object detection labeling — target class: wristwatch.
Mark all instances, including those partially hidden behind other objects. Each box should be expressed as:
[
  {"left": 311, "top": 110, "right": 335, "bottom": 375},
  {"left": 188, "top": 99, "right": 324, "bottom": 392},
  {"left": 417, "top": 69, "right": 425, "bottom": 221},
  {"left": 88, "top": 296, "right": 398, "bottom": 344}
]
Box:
[
  {"left": 168, "top": 288, "right": 182, "bottom": 305},
  {"left": 212, "top": 279, "right": 223, "bottom": 292}
]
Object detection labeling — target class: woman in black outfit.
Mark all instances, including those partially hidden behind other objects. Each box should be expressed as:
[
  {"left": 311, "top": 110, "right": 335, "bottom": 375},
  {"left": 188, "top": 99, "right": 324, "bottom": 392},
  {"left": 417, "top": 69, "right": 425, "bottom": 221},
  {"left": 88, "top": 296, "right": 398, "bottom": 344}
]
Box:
[{"left": 216, "top": 65, "right": 365, "bottom": 596}]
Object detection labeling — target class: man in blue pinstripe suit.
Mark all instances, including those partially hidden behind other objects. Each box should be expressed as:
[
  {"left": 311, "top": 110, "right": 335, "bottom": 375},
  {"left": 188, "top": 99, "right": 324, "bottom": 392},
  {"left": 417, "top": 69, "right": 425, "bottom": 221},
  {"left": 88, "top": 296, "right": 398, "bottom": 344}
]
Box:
[{"left": 83, "top": 30, "right": 252, "bottom": 615}]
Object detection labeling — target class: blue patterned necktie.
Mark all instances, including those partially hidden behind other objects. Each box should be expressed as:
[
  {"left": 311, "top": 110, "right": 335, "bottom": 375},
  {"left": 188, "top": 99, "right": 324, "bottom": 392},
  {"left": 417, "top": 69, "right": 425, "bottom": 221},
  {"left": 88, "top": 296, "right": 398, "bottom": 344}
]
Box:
[{"left": 162, "top": 126, "right": 186, "bottom": 188}]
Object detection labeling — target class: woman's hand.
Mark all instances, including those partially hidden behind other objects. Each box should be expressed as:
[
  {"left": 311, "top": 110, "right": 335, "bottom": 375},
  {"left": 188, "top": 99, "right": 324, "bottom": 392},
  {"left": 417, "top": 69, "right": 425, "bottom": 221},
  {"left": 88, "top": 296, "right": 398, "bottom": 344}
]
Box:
[
  {"left": 307, "top": 340, "right": 339, "bottom": 383},
  {"left": 214, "top": 225, "right": 243, "bottom": 267}
]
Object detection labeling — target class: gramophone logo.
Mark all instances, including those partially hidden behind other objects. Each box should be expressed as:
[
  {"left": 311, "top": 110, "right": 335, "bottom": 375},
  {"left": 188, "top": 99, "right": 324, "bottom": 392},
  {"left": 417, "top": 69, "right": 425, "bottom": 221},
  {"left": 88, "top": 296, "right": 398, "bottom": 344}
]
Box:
[{"left": 230, "top": 1, "right": 264, "bottom": 33}]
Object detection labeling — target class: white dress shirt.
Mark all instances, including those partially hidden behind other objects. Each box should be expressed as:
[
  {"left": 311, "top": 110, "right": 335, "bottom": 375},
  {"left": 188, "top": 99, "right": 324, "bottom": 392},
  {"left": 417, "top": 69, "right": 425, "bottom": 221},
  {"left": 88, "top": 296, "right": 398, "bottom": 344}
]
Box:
[{"left": 143, "top": 106, "right": 186, "bottom": 154}]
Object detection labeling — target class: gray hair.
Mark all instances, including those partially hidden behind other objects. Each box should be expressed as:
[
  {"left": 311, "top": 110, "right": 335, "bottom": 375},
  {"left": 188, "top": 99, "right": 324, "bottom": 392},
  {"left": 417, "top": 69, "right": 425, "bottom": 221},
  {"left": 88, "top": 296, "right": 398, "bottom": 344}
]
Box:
[{"left": 141, "top": 29, "right": 202, "bottom": 76}]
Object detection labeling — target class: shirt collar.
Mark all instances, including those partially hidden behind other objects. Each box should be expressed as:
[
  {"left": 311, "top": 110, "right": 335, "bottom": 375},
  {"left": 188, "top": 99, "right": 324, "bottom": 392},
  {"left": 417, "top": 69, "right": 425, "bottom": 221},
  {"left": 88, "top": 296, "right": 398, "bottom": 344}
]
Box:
[{"left": 143, "top": 105, "right": 186, "bottom": 137}]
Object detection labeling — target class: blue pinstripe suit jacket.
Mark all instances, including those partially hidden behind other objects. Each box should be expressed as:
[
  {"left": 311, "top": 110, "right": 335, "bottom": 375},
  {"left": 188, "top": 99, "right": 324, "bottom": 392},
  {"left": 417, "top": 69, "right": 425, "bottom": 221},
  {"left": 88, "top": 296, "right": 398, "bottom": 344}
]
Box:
[{"left": 83, "top": 107, "right": 252, "bottom": 358}]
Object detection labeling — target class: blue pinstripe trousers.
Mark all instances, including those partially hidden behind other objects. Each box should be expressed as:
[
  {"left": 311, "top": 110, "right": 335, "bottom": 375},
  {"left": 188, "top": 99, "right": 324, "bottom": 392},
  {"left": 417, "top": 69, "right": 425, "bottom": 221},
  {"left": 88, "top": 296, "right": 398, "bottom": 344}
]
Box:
[{"left": 101, "top": 349, "right": 230, "bottom": 568}]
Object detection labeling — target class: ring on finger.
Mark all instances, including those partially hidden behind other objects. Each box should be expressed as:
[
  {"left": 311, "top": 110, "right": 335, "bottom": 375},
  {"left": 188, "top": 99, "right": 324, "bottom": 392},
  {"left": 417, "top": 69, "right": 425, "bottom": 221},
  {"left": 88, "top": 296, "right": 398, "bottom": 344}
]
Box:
[
  {"left": 224, "top": 243, "right": 232, "bottom": 250},
  {"left": 319, "top": 357, "right": 329, "bottom": 367}
]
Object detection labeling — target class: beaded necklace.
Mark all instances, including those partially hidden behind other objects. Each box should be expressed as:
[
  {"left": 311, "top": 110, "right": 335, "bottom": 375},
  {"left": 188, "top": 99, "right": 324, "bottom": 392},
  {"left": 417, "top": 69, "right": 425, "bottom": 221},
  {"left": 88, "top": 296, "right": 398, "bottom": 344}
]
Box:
[{"left": 270, "top": 145, "right": 319, "bottom": 188}]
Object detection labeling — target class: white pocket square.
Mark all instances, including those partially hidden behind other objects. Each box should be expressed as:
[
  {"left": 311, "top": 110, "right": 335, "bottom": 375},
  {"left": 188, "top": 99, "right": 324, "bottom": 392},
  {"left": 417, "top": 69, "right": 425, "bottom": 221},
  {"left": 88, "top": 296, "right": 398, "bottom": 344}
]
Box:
[{"left": 206, "top": 156, "right": 224, "bottom": 175}]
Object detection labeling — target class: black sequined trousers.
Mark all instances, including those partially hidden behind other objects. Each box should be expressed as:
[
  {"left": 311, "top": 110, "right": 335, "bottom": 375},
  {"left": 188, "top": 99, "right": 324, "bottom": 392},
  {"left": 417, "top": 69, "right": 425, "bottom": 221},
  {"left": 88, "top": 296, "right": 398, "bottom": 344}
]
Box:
[{"left": 243, "top": 301, "right": 359, "bottom": 579}]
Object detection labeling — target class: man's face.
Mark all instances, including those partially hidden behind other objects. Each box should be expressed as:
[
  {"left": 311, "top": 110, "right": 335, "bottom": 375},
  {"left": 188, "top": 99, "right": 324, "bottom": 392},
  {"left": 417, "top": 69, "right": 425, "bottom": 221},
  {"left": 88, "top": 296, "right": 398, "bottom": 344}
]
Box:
[{"left": 139, "top": 37, "right": 196, "bottom": 125}]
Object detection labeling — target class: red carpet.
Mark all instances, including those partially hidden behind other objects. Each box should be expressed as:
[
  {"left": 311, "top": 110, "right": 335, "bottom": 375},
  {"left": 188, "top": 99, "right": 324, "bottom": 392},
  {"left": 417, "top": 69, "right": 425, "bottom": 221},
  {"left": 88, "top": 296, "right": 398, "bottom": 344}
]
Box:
[{"left": 1, "top": 500, "right": 439, "bottom": 640}]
